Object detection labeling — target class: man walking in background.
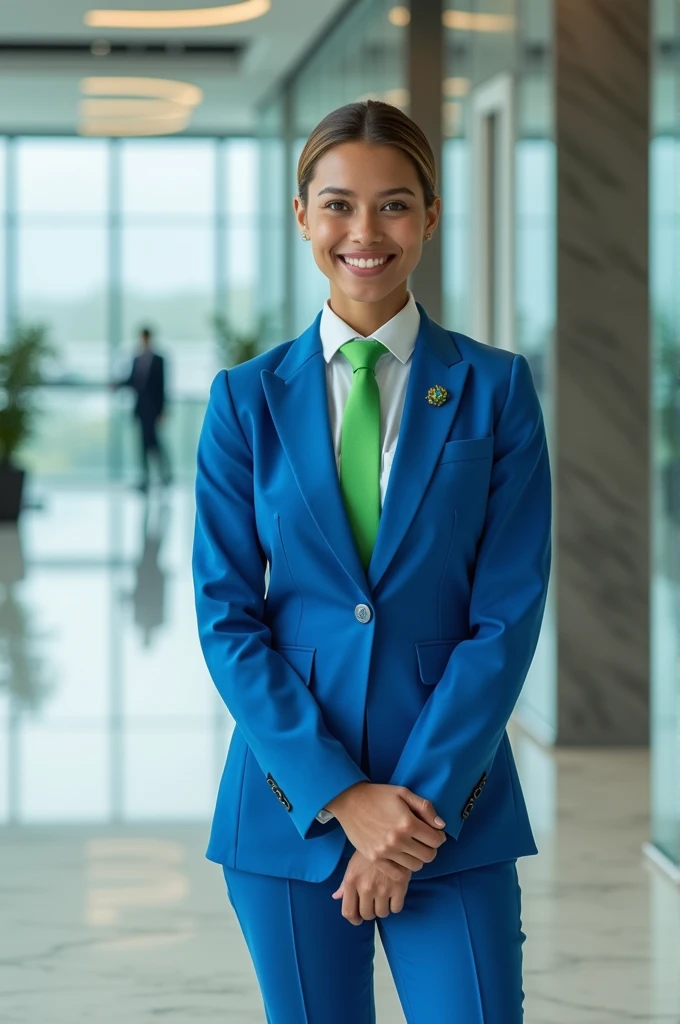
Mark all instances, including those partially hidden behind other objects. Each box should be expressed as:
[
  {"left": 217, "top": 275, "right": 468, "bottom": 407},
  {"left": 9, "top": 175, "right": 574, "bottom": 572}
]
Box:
[{"left": 110, "top": 326, "right": 173, "bottom": 493}]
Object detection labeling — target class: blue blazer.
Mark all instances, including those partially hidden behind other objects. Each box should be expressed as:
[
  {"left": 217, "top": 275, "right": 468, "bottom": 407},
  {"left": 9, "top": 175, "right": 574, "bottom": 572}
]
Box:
[{"left": 192, "top": 301, "right": 552, "bottom": 882}]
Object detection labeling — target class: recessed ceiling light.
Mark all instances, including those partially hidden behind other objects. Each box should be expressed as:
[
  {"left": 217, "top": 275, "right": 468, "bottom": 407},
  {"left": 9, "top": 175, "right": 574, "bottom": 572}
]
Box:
[
  {"left": 79, "top": 98, "right": 189, "bottom": 118},
  {"left": 78, "top": 115, "right": 190, "bottom": 136},
  {"left": 81, "top": 76, "right": 203, "bottom": 107},
  {"left": 84, "top": 0, "right": 270, "bottom": 30},
  {"left": 388, "top": 5, "right": 409, "bottom": 27},
  {"left": 78, "top": 76, "right": 202, "bottom": 136},
  {"left": 388, "top": 7, "right": 514, "bottom": 33},
  {"left": 442, "top": 11, "right": 515, "bottom": 33}
]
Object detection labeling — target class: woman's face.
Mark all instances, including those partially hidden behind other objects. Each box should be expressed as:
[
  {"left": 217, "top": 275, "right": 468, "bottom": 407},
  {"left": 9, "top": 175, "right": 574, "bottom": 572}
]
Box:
[{"left": 294, "top": 140, "right": 440, "bottom": 309}]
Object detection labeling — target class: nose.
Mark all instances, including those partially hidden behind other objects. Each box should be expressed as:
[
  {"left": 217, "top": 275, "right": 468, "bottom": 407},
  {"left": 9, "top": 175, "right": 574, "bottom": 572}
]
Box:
[{"left": 349, "top": 209, "right": 383, "bottom": 244}]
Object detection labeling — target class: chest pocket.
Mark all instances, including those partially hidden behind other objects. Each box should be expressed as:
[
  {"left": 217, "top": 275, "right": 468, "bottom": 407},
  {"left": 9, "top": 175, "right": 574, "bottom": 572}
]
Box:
[{"left": 437, "top": 434, "right": 494, "bottom": 465}]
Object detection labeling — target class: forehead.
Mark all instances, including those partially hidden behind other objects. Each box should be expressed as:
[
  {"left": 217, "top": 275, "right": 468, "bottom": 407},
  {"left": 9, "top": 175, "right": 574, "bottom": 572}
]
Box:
[{"left": 313, "top": 141, "right": 418, "bottom": 185}]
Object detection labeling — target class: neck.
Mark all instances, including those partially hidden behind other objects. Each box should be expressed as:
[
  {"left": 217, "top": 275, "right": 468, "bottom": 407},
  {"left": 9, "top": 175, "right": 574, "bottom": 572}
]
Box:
[{"left": 327, "top": 285, "right": 409, "bottom": 337}]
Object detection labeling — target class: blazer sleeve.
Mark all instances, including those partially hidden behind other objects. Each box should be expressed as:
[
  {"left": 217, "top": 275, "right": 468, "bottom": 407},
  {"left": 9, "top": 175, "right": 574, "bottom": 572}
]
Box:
[
  {"left": 115, "top": 360, "right": 135, "bottom": 389},
  {"left": 192, "top": 370, "right": 368, "bottom": 840},
  {"left": 386, "top": 353, "right": 552, "bottom": 840},
  {"left": 157, "top": 356, "right": 165, "bottom": 414}
]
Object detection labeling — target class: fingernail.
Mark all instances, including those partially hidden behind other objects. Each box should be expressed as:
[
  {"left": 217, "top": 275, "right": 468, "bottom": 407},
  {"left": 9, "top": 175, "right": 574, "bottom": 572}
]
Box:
[{"left": 434, "top": 816, "right": 445, "bottom": 827}]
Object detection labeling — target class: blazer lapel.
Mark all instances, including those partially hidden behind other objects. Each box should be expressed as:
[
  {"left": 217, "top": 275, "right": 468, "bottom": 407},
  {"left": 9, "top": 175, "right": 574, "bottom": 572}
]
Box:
[
  {"left": 261, "top": 311, "right": 371, "bottom": 599},
  {"left": 261, "top": 302, "right": 471, "bottom": 600},
  {"left": 367, "top": 303, "right": 470, "bottom": 592}
]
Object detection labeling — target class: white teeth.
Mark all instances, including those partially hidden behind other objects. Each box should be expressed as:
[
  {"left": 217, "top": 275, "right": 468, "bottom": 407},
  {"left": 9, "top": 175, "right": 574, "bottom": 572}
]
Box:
[{"left": 341, "top": 255, "right": 391, "bottom": 268}]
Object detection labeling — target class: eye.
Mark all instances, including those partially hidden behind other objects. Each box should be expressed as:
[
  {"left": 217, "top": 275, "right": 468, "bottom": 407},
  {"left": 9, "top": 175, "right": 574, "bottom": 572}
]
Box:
[{"left": 323, "top": 200, "right": 409, "bottom": 212}]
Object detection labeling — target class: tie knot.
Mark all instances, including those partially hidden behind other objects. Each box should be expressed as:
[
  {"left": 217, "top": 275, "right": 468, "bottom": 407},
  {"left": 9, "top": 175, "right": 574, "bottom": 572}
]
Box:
[{"left": 339, "top": 338, "right": 388, "bottom": 374}]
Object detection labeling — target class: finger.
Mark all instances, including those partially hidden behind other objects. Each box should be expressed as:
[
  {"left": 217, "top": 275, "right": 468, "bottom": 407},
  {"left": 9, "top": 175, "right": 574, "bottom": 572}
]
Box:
[
  {"left": 390, "top": 848, "right": 428, "bottom": 872},
  {"left": 402, "top": 835, "right": 444, "bottom": 867},
  {"left": 358, "top": 889, "right": 376, "bottom": 922},
  {"left": 411, "top": 819, "right": 448, "bottom": 849},
  {"left": 342, "top": 884, "right": 362, "bottom": 926},
  {"left": 374, "top": 891, "right": 391, "bottom": 919},
  {"left": 375, "top": 846, "right": 426, "bottom": 874},
  {"left": 389, "top": 890, "right": 407, "bottom": 914},
  {"left": 399, "top": 789, "right": 446, "bottom": 830},
  {"left": 374, "top": 857, "right": 412, "bottom": 882},
  {"left": 404, "top": 825, "right": 447, "bottom": 861},
  {"left": 377, "top": 854, "right": 421, "bottom": 877}
]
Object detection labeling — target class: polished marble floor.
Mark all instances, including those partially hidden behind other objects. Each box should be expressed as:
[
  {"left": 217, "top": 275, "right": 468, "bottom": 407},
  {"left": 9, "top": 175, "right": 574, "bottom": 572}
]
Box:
[{"left": 0, "top": 485, "right": 679, "bottom": 1023}]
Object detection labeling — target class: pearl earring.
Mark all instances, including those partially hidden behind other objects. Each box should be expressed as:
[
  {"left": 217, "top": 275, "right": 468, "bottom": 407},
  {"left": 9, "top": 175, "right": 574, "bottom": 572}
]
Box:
[{"left": 301, "top": 232, "right": 309, "bottom": 241}]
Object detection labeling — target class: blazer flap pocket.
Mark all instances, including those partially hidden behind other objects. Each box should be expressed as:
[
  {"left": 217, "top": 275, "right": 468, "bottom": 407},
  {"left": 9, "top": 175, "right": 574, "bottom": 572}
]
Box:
[
  {"left": 276, "top": 644, "right": 316, "bottom": 686},
  {"left": 415, "top": 638, "right": 465, "bottom": 686},
  {"left": 439, "top": 434, "right": 494, "bottom": 464}
]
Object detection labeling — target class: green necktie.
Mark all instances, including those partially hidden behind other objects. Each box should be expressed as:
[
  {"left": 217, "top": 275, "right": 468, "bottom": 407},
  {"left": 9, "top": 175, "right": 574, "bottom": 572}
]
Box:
[{"left": 338, "top": 338, "right": 389, "bottom": 571}]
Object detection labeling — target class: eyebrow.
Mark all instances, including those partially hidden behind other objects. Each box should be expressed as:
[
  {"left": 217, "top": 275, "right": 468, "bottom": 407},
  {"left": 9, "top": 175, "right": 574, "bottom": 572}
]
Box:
[{"left": 316, "top": 186, "right": 416, "bottom": 198}]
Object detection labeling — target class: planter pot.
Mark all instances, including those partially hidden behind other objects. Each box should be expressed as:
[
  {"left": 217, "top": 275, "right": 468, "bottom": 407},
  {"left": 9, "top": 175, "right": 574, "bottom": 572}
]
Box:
[{"left": 0, "top": 463, "right": 26, "bottom": 522}]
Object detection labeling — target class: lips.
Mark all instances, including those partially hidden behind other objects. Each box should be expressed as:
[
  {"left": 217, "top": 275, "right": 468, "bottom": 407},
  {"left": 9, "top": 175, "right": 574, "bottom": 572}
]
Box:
[
  {"left": 337, "top": 253, "right": 396, "bottom": 262},
  {"left": 335, "top": 252, "right": 397, "bottom": 280}
]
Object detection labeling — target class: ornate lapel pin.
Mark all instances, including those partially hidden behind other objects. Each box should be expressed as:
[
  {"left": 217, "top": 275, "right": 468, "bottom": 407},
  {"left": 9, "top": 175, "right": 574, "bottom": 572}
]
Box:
[{"left": 426, "top": 384, "right": 449, "bottom": 407}]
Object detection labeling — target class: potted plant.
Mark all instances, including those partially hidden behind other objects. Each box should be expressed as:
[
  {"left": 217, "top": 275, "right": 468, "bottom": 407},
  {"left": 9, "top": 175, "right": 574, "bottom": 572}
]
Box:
[
  {"left": 0, "top": 323, "right": 56, "bottom": 522},
  {"left": 211, "top": 307, "right": 281, "bottom": 368}
]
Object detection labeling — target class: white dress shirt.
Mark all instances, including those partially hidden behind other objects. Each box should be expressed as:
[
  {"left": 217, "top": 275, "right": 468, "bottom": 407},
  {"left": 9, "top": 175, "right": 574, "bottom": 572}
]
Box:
[{"left": 314, "top": 290, "right": 421, "bottom": 823}]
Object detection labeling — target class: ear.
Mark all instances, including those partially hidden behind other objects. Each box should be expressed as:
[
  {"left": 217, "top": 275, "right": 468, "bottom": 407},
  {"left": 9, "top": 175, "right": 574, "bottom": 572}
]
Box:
[{"left": 292, "top": 194, "right": 306, "bottom": 230}]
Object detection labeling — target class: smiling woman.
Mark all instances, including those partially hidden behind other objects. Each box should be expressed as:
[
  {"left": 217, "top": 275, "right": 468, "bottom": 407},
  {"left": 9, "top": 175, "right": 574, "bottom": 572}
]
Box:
[
  {"left": 193, "top": 98, "right": 551, "bottom": 1024},
  {"left": 293, "top": 104, "right": 439, "bottom": 336}
]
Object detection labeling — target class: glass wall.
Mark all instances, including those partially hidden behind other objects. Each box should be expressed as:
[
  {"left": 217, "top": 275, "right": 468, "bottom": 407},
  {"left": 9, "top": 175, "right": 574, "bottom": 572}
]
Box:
[
  {"left": 16, "top": 139, "right": 109, "bottom": 380},
  {"left": 257, "top": 98, "right": 287, "bottom": 348},
  {"left": 650, "top": 0, "right": 680, "bottom": 870},
  {"left": 1, "top": 136, "right": 259, "bottom": 484},
  {"left": 442, "top": 0, "right": 557, "bottom": 740}
]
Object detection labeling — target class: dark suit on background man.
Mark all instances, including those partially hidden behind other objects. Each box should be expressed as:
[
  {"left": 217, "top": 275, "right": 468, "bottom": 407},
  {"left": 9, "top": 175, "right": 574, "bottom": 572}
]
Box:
[{"left": 111, "top": 328, "right": 173, "bottom": 491}]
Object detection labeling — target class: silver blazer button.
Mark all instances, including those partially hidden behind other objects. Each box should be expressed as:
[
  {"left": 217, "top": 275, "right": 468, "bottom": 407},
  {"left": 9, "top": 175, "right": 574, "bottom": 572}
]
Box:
[{"left": 354, "top": 603, "right": 372, "bottom": 623}]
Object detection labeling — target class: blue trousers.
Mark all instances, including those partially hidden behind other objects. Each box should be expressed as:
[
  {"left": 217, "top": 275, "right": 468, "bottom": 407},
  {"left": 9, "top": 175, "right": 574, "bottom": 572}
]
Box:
[{"left": 223, "top": 842, "right": 526, "bottom": 1023}]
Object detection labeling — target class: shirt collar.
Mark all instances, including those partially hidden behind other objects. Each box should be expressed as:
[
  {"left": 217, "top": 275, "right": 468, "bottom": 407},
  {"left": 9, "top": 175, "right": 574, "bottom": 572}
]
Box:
[{"left": 319, "top": 290, "right": 420, "bottom": 365}]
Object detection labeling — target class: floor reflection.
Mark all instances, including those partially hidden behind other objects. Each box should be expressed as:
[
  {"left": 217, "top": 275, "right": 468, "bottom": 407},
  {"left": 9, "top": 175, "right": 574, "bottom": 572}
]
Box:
[
  {"left": 0, "top": 526, "right": 56, "bottom": 715},
  {"left": 119, "top": 493, "right": 170, "bottom": 649},
  {"left": 0, "top": 484, "right": 229, "bottom": 826}
]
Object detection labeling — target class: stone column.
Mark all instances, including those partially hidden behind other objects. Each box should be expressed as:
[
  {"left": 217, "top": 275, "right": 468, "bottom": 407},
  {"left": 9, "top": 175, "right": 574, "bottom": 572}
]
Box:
[
  {"left": 555, "top": 0, "right": 650, "bottom": 743},
  {"left": 408, "top": 0, "right": 444, "bottom": 321}
]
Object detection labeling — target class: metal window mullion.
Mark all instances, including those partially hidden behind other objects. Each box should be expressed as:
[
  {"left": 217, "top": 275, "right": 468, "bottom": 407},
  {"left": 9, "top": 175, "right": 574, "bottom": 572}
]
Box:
[
  {"left": 108, "top": 138, "right": 123, "bottom": 480},
  {"left": 6, "top": 135, "right": 17, "bottom": 336}
]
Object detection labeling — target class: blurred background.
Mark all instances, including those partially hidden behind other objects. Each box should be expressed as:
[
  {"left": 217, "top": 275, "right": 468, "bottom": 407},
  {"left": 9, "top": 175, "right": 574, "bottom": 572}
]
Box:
[{"left": 0, "top": 1, "right": 679, "bottom": 1021}]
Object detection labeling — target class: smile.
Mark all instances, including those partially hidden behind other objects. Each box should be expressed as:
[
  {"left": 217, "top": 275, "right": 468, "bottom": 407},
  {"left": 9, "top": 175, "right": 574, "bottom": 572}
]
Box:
[{"left": 337, "top": 253, "right": 396, "bottom": 276}]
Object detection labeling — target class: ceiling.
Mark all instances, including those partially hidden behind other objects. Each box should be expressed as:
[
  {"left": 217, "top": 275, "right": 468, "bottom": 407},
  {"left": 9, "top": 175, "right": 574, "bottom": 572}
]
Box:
[{"left": 0, "top": 0, "right": 354, "bottom": 134}]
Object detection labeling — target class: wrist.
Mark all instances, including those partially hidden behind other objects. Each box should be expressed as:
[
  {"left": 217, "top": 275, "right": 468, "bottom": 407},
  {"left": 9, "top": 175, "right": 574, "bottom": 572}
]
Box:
[{"left": 326, "top": 780, "right": 369, "bottom": 818}]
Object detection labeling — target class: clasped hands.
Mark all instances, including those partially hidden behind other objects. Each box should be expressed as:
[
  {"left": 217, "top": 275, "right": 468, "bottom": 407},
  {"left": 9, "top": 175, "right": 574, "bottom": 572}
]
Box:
[{"left": 325, "top": 782, "right": 447, "bottom": 926}]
